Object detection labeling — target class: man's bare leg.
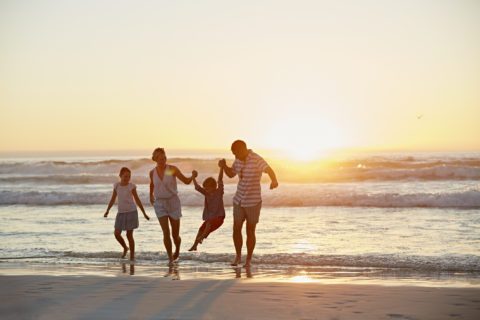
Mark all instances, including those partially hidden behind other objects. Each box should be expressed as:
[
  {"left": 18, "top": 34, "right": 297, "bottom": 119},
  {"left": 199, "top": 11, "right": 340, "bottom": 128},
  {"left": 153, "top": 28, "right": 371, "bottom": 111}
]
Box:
[
  {"left": 244, "top": 222, "right": 257, "bottom": 267},
  {"left": 232, "top": 218, "right": 244, "bottom": 266}
]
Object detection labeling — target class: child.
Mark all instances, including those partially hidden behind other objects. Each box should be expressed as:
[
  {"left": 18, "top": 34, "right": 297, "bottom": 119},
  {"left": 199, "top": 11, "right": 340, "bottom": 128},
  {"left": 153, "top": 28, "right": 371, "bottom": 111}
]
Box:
[
  {"left": 104, "top": 167, "right": 150, "bottom": 261},
  {"left": 188, "top": 167, "right": 225, "bottom": 251}
]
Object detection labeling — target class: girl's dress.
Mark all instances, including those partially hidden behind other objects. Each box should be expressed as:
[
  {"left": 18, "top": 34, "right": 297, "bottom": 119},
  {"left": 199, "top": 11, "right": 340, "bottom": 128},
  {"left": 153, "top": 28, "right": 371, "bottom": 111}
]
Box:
[{"left": 114, "top": 182, "right": 139, "bottom": 230}]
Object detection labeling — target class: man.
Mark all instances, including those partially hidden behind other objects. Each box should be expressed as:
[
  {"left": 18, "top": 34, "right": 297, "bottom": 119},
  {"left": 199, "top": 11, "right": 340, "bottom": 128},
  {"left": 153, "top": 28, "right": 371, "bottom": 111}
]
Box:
[{"left": 219, "top": 140, "right": 278, "bottom": 267}]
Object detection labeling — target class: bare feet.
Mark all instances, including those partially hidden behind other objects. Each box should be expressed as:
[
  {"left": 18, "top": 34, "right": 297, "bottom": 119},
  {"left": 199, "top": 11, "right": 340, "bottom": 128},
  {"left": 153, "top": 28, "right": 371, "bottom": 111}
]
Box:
[
  {"left": 121, "top": 247, "right": 129, "bottom": 259},
  {"left": 188, "top": 245, "right": 197, "bottom": 252},
  {"left": 243, "top": 259, "right": 251, "bottom": 268},
  {"left": 168, "top": 260, "right": 174, "bottom": 267},
  {"left": 231, "top": 256, "right": 242, "bottom": 267},
  {"left": 173, "top": 238, "right": 181, "bottom": 260}
]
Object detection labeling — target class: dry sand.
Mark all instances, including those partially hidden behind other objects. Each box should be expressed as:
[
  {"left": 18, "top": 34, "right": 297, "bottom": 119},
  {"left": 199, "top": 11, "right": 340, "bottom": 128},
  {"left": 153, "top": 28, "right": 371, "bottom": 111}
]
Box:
[{"left": 1, "top": 275, "right": 480, "bottom": 320}]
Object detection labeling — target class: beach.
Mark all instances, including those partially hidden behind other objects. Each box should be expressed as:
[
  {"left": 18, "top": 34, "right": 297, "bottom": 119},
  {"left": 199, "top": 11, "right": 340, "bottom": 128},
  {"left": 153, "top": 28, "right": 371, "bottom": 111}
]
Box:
[
  {"left": 1, "top": 151, "right": 479, "bottom": 319},
  {"left": 1, "top": 272, "right": 480, "bottom": 320}
]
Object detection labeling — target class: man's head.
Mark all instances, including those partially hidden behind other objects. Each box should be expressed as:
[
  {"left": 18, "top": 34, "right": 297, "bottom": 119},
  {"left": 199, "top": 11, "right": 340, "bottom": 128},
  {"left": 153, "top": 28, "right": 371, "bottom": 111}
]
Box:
[{"left": 231, "top": 140, "right": 249, "bottom": 161}]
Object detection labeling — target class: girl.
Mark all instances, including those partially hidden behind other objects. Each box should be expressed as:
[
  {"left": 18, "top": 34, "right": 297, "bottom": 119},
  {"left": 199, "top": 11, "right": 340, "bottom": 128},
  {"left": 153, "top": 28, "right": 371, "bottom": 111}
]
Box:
[
  {"left": 104, "top": 167, "right": 150, "bottom": 261},
  {"left": 149, "top": 147, "right": 196, "bottom": 265}
]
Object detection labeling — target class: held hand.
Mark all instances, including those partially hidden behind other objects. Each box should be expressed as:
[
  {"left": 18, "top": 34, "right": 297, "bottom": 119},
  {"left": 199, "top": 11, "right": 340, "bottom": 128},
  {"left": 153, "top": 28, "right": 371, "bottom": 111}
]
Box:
[
  {"left": 192, "top": 170, "right": 198, "bottom": 178},
  {"left": 270, "top": 180, "right": 279, "bottom": 190},
  {"left": 218, "top": 159, "right": 226, "bottom": 168}
]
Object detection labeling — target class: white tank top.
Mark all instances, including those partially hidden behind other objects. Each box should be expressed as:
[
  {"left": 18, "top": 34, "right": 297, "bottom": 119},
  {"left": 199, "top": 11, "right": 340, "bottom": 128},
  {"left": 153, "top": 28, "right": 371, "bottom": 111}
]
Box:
[
  {"left": 114, "top": 182, "right": 137, "bottom": 213},
  {"left": 153, "top": 165, "right": 178, "bottom": 199}
]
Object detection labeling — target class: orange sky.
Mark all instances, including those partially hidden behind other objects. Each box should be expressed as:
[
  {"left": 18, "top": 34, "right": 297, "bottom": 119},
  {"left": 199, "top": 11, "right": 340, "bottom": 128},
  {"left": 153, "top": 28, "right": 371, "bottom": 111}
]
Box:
[{"left": 1, "top": 1, "right": 479, "bottom": 156}]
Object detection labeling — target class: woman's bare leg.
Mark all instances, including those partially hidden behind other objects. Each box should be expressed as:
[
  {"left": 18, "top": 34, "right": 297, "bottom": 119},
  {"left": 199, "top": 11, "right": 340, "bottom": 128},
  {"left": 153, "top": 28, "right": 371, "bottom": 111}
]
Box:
[
  {"left": 158, "top": 217, "right": 173, "bottom": 264},
  {"left": 169, "top": 217, "right": 181, "bottom": 260}
]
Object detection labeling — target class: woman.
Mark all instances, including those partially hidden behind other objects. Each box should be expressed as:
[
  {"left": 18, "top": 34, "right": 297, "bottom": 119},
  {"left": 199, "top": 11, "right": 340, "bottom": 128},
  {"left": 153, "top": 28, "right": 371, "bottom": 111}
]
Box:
[{"left": 149, "top": 147, "right": 196, "bottom": 265}]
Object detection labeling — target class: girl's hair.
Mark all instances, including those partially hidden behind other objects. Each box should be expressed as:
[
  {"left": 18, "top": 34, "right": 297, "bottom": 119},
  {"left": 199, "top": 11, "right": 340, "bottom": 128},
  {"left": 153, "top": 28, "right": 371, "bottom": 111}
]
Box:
[
  {"left": 119, "top": 167, "right": 131, "bottom": 176},
  {"left": 203, "top": 177, "right": 217, "bottom": 189},
  {"left": 152, "top": 147, "right": 166, "bottom": 160}
]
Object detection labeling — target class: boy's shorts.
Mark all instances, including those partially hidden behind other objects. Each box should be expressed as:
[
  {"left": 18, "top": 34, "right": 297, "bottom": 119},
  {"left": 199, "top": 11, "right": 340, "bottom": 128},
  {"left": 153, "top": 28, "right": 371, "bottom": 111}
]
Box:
[
  {"left": 233, "top": 202, "right": 262, "bottom": 224},
  {"left": 199, "top": 216, "right": 225, "bottom": 239},
  {"left": 153, "top": 196, "right": 182, "bottom": 220}
]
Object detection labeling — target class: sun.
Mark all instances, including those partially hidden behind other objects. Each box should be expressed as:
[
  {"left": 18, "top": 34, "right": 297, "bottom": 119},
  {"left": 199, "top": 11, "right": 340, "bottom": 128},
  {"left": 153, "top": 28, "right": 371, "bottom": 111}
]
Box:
[{"left": 264, "top": 115, "right": 343, "bottom": 161}]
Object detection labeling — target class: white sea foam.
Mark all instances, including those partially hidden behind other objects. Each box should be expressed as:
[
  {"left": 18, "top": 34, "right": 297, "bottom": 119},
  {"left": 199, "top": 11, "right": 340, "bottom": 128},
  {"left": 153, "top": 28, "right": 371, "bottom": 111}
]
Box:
[{"left": 1, "top": 186, "right": 479, "bottom": 208}]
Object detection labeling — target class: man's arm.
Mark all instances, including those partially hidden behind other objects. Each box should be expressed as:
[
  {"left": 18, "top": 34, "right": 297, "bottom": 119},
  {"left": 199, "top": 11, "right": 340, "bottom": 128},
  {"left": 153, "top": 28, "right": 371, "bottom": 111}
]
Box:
[
  {"left": 265, "top": 166, "right": 278, "bottom": 189},
  {"left": 219, "top": 159, "right": 236, "bottom": 178}
]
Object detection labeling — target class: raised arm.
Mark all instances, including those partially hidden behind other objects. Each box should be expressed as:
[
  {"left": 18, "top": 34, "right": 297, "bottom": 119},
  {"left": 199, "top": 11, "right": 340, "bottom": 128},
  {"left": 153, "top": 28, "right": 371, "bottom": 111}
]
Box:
[
  {"left": 218, "top": 166, "right": 224, "bottom": 183},
  {"left": 265, "top": 166, "right": 279, "bottom": 190},
  {"left": 173, "top": 166, "right": 195, "bottom": 184},
  {"left": 219, "top": 159, "right": 236, "bottom": 178},
  {"left": 191, "top": 170, "right": 206, "bottom": 195},
  {"left": 104, "top": 189, "right": 117, "bottom": 217}
]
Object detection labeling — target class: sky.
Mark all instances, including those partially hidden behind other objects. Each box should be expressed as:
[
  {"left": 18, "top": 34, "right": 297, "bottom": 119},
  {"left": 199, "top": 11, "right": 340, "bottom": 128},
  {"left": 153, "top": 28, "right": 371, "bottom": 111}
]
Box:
[{"left": 1, "top": 0, "right": 479, "bottom": 157}]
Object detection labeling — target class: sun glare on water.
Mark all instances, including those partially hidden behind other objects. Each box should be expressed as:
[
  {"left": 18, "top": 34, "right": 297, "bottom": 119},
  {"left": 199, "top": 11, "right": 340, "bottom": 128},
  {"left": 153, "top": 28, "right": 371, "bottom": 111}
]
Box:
[{"left": 264, "top": 115, "right": 344, "bottom": 161}]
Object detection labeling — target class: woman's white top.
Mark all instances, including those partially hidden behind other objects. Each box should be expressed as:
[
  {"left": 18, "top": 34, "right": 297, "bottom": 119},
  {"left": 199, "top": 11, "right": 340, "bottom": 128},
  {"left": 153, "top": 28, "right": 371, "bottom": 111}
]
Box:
[
  {"left": 114, "top": 182, "right": 137, "bottom": 213},
  {"left": 153, "top": 165, "right": 178, "bottom": 199}
]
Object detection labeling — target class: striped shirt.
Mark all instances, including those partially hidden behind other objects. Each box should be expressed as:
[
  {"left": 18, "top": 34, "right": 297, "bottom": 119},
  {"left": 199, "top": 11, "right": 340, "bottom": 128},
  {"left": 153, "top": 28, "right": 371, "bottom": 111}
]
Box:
[{"left": 232, "top": 150, "right": 269, "bottom": 207}]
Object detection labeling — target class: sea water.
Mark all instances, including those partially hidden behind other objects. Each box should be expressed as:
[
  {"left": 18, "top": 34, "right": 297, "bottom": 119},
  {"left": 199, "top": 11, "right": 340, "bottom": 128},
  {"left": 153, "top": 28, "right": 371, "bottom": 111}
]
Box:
[{"left": 0, "top": 151, "right": 479, "bottom": 285}]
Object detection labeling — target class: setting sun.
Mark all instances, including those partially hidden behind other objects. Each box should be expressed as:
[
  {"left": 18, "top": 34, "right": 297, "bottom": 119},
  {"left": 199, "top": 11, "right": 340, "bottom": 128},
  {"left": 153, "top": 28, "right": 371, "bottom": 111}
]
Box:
[{"left": 264, "top": 115, "right": 345, "bottom": 161}]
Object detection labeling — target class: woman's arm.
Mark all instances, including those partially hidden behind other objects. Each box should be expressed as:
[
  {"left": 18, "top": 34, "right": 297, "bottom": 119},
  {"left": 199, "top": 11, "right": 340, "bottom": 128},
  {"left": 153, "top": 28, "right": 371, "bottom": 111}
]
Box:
[
  {"left": 172, "top": 166, "right": 195, "bottom": 184},
  {"left": 104, "top": 189, "right": 117, "bottom": 217},
  {"left": 132, "top": 188, "right": 149, "bottom": 220},
  {"left": 149, "top": 170, "right": 155, "bottom": 205}
]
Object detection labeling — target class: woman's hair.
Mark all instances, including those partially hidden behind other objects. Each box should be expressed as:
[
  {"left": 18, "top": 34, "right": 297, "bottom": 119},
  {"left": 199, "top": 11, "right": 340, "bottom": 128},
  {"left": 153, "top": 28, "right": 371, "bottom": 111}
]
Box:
[
  {"left": 119, "top": 167, "right": 131, "bottom": 176},
  {"left": 202, "top": 177, "right": 217, "bottom": 189},
  {"left": 152, "top": 147, "right": 166, "bottom": 161}
]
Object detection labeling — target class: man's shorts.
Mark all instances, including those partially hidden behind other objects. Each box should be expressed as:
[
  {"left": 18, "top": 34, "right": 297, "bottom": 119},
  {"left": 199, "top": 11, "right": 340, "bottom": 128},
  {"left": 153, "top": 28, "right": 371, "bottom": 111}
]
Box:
[
  {"left": 153, "top": 195, "right": 182, "bottom": 220},
  {"left": 233, "top": 201, "right": 262, "bottom": 224}
]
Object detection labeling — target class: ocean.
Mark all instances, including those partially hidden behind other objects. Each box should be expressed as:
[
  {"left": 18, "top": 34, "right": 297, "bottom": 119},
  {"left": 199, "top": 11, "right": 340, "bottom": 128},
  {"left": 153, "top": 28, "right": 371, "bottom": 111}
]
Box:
[{"left": 1, "top": 151, "right": 479, "bottom": 286}]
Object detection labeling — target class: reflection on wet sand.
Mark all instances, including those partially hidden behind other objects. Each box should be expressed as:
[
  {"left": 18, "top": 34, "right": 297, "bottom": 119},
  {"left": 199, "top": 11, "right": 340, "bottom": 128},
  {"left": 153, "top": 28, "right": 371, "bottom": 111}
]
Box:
[
  {"left": 121, "top": 262, "right": 135, "bottom": 275},
  {"left": 234, "top": 266, "right": 253, "bottom": 279}
]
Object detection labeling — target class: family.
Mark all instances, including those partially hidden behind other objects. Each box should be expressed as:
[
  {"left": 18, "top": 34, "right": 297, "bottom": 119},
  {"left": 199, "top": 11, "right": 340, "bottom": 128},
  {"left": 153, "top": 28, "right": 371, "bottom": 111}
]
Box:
[{"left": 104, "top": 140, "right": 279, "bottom": 267}]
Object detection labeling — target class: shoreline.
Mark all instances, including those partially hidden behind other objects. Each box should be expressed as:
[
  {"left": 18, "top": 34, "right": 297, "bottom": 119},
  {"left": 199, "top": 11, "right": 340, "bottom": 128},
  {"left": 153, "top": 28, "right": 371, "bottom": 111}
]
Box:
[
  {"left": 2, "top": 274, "right": 480, "bottom": 320},
  {"left": 1, "top": 261, "right": 479, "bottom": 289}
]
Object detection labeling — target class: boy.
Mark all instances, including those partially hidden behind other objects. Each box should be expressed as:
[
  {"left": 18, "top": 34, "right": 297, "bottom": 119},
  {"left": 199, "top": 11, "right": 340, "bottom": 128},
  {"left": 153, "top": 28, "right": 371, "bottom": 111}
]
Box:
[{"left": 188, "top": 167, "right": 225, "bottom": 251}]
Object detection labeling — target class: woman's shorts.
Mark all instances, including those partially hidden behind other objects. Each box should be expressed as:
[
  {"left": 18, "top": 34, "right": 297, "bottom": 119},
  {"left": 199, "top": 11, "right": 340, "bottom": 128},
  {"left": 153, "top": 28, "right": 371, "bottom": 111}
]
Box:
[
  {"left": 114, "top": 210, "right": 139, "bottom": 230},
  {"left": 198, "top": 216, "right": 225, "bottom": 239},
  {"left": 153, "top": 196, "right": 182, "bottom": 220},
  {"left": 233, "top": 202, "right": 262, "bottom": 224}
]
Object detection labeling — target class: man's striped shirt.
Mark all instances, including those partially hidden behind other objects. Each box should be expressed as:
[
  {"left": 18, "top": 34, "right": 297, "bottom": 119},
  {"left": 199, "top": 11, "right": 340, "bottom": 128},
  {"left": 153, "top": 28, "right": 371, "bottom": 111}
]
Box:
[{"left": 232, "top": 150, "right": 269, "bottom": 207}]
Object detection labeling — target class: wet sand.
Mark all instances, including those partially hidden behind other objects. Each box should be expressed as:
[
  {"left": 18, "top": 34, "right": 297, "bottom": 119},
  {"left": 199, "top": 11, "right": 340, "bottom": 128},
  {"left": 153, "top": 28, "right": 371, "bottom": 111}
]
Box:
[{"left": 1, "top": 274, "right": 480, "bottom": 320}]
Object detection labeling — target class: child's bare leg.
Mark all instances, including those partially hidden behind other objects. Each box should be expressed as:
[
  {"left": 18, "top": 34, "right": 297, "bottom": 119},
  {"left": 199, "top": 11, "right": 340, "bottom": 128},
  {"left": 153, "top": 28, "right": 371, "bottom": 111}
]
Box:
[
  {"left": 126, "top": 230, "right": 135, "bottom": 261},
  {"left": 158, "top": 217, "right": 173, "bottom": 264},
  {"left": 114, "top": 229, "right": 129, "bottom": 258},
  {"left": 188, "top": 228, "right": 203, "bottom": 251},
  {"left": 199, "top": 222, "right": 212, "bottom": 243}
]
